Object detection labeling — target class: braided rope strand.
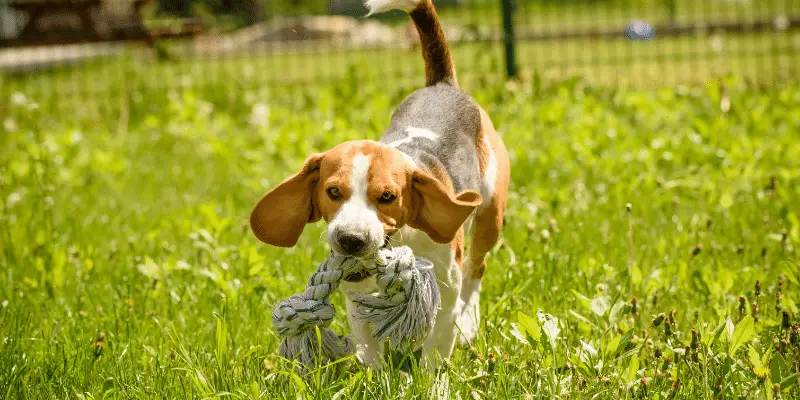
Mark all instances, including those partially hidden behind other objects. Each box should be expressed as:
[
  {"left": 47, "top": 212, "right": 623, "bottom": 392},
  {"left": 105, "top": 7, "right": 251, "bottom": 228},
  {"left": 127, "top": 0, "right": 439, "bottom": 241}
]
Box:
[
  {"left": 271, "top": 246, "right": 440, "bottom": 369},
  {"left": 271, "top": 253, "right": 360, "bottom": 367}
]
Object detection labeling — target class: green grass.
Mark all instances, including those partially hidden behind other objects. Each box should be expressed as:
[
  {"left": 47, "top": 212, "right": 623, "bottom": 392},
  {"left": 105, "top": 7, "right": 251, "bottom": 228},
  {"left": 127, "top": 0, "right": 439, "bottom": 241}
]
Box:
[{"left": 1, "top": 58, "right": 800, "bottom": 398}]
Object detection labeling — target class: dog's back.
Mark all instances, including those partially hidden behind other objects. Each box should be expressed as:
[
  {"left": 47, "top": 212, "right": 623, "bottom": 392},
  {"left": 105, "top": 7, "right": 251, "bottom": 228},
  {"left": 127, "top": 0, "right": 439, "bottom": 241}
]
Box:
[
  {"left": 369, "top": 0, "right": 484, "bottom": 194},
  {"left": 380, "top": 84, "right": 483, "bottom": 194}
]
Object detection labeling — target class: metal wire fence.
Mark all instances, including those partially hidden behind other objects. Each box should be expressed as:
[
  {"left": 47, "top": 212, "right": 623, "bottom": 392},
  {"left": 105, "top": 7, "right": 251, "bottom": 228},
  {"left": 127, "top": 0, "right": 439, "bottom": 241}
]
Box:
[{"left": 0, "top": 0, "right": 798, "bottom": 103}]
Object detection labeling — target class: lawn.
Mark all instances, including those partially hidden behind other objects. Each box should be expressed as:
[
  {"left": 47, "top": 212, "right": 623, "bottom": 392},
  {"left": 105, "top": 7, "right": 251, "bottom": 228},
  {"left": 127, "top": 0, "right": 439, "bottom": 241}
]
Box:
[{"left": 1, "top": 56, "right": 800, "bottom": 398}]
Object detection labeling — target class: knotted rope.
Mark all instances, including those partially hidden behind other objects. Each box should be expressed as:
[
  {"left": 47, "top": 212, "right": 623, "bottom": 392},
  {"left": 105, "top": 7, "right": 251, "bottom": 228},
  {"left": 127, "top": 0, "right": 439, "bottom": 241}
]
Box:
[{"left": 272, "top": 246, "right": 440, "bottom": 369}]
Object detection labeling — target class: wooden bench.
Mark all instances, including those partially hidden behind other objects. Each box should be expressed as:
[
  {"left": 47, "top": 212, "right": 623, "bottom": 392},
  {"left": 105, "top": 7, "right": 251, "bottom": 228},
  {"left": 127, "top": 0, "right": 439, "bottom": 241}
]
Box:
[{"left": 1, "top": 0, "right": 204, "bottom": 47}]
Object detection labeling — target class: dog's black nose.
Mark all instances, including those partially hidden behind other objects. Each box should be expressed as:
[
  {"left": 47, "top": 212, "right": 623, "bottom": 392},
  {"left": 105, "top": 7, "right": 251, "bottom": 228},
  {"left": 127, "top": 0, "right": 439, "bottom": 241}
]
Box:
[{"left": 338, "top": 233, "right": 366, "bottom": 255}]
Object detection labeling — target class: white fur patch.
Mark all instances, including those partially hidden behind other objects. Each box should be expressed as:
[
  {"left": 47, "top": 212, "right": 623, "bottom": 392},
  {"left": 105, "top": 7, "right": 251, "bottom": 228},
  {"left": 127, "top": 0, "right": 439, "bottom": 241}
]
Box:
[
  {"left": 480, "top": 137, "right": 497, "bottom": 208},
  {"left": 325, "top": 154, "right": 384, "bottom": 255},
  {"left": 456, "top": 277, "right": 481, "bottom": 345},
  {"left": 365, "top": 0, "right": 420, "bottom": 15},
  {"left": 400, "top": 152, "right": 418, "bottom": 168},
  {"left": 388, "top": 127, "right": 439, "bottom": 148},
  {"left": 342, "top": 295, "right": 384, "bottom": 368},
  {"left": 350, "top": 153, "right": 371, "bottom": 202}
]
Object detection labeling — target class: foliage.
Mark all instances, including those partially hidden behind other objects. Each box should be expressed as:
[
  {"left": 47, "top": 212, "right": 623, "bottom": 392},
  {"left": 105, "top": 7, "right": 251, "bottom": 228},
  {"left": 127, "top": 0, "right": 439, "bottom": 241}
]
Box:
[{"left": 1, "top": 65, "right": 799, "bottom": 398}]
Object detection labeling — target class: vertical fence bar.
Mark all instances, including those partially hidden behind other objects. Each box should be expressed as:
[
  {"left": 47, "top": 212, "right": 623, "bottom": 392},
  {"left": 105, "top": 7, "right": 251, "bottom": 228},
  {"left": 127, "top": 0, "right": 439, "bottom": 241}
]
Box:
[{"left": 501, "top": 0, "right": 517, "bottom": 78}]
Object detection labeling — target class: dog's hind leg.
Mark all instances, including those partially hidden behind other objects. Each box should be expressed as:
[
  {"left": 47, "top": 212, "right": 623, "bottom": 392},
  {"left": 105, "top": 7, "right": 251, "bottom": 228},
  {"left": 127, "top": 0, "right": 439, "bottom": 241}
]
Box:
[{"left": 457, "top": 117, "right": 509, "bottom": 346}]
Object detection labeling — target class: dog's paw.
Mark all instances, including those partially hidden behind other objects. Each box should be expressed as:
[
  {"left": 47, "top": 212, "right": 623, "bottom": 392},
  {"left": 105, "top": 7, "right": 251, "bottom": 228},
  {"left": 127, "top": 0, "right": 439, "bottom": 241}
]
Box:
[{"left": 455, "top": 307, "right": 479, "bottom": 346}]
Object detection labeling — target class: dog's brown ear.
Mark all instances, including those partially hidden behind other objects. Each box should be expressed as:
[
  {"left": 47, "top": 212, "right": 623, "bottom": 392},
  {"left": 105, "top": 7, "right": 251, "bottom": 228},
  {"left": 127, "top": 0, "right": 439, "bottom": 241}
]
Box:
[
  {"left": 250, "top": 153, "right": 325, "bottom": 247},
  {"left": 408, "top": 169, "right": 482, "bottom": 244}
]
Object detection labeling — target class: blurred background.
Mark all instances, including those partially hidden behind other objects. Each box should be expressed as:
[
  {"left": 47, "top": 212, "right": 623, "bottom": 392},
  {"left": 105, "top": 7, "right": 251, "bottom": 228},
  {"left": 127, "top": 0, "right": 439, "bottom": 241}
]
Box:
[
  {"left": 1, "top": 0, "right": 798, "bottom": 105},
  {"left": 1, "top": 3, "right": 799, "bottom": 397}
]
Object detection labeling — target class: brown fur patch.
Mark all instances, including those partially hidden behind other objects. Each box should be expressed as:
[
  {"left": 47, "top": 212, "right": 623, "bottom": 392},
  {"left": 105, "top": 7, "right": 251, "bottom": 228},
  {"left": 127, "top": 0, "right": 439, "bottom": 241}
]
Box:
[
  {"left": 466, "top": 107, "right": 510, "bottom": 279},
  {"left": 451, "top": 227, "right": 465, "bottom": 270},
  {"left": 475, "top": 109, "right": 493, "bottom": 176},
  {"left": 409, "top": 0, "right": 457, "bottom": 87},
  {"left": 472, "top": 262, "right": 487, "bottom": 279},
  {"left": 427, "top": 162, "right": 454, "bottom": 193}
]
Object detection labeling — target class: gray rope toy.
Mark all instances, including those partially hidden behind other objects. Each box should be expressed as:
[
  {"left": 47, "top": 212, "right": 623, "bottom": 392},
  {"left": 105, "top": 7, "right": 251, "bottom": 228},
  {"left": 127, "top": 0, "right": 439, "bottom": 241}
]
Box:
[{"left": 272, "top": 246, "right": 441, "bottom": 369}]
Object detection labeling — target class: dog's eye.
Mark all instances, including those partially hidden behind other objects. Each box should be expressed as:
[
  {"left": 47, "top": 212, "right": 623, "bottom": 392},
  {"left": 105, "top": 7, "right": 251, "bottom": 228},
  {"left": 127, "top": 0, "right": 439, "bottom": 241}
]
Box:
[
  {"left": 326, "top": 187, "right": 341, "bottom": 200},
  {"left": 378, "top": 191, "right": 397, "bottom": 204}
]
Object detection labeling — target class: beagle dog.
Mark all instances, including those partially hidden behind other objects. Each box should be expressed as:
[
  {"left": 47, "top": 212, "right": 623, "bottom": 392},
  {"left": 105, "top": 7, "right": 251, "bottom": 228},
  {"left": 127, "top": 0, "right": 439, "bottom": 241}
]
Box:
[{"left": 250, "top": 0, "right": 510, "bottom": 369}]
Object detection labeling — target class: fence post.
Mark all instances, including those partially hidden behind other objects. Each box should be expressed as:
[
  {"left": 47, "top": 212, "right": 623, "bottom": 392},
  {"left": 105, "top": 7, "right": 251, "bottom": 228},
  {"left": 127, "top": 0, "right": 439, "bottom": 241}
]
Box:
[{"left": 501, "top": 0, "right": 517, "bottom": 78}]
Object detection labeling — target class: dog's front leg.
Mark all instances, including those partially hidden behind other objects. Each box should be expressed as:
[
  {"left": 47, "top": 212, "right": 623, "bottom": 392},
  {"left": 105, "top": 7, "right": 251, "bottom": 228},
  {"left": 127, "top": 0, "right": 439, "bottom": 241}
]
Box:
[
  {"left": 419, "top": 244, "right": 462, "bottom": 370},
  {"left": 341, "top": 282, "right": 385, "bottom": 369}
]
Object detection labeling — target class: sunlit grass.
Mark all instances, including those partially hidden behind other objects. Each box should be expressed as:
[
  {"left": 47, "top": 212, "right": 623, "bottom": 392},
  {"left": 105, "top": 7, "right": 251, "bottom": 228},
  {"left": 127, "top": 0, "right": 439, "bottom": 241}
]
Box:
[{"left": 1, "top": 59, "right": 799, "bottom": 398}]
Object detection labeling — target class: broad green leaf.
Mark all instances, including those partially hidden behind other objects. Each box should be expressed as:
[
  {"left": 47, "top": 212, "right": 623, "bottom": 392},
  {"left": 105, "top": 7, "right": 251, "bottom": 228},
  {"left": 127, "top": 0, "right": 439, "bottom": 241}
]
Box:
[
  {"left": 606, "top": 329, "right": 634, "bottom": 359},
  {"left": 626, "top": 354, "right": 639, "bottom": 382},
  {"left": 509, "top": 323, "right": 530, "bottom": 346},
  {"left": 518, "top": 311, "right": 541, "bottom": 343},
  {"left": 772, "top": 353, "right": 798, "bottom": 390},
  {"left": 606, "top": 334, "right": 622, "bottom": 358},
  {"left": 614, "top": 330, "right": 635, "bottom": 358},
  {"left": 705, "top": 317, "right": 728, "bottom": 346},
  {"left": 748, "top": 346, "right": 764, "bottom": 370},
  {"left": 571, "top": 290, "right": 592, "bottom": 312},
  {"left": 728, "top": 315, "right": 754, "bottom": 355},
  {"left": 771, "top": 353, "right": 791, "bottom": 383},
  {"left": 761, "top": 345, "right": 772, "bottom": 367},
  {"left": 780, "top": 373, "right": 799, "bottom": 390},
  {"left": 766, "top": 376, "right": 774, "bottom": 400}
]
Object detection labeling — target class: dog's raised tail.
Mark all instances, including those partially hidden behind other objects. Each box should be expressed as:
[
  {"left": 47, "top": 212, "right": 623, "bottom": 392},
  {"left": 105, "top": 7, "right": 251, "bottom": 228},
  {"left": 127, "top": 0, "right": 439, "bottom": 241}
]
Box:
[{"left": 366, "top": 0, "right": 457, "bottom": 87}]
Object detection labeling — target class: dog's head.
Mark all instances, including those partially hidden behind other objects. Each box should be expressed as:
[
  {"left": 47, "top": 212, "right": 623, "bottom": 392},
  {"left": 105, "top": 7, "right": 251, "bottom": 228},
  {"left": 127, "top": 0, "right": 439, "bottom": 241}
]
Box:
[{"left": 250, "top": 140, "right": 481, "bottom": 259}]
